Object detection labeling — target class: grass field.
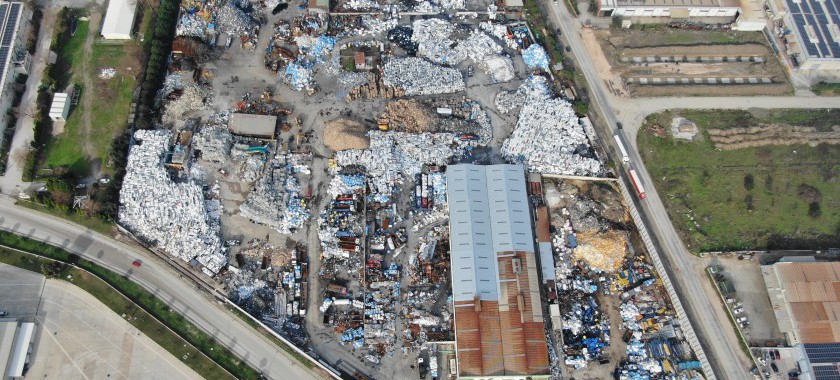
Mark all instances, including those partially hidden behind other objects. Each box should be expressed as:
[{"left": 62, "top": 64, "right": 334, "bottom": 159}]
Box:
[
  {"left": 16, "top": 200, "right": 114, "bottom": 235},
  {"left": 812, "top": 82, "right": 840, "bottom": 96},
  {"left": 0, "top": 247, "right": 236, "bottom": 380},
  {"left": 41, "top": 15, "right": 138, "bottom": 178},
  {"left": 637, "top": 110, "right": 840, "bottom": 252},
  {"left": 0, "top": 231, "right": 260, "bottom": 379}
]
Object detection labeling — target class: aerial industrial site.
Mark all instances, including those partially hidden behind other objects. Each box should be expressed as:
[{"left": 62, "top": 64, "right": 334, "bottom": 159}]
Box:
[{"left": 0, "top": 0, "right": 837, "bottom": 379}]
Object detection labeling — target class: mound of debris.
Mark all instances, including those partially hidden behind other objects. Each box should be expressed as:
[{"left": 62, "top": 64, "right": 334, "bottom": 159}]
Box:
[
  {"left": 324, "top": 118, "right": 370, "bottom": 151},
  {"left": 119, "top": 129, "right": 226, "bottom": 276},
  {"left": 384, "top": 100, "right": 437, "bottom": 133},
  {"left": 239, "top": 155, "right": 311, "bottom": 234},
  {"left": 572, "top": 231, "right": 627, "bottom": 272},
  {"left": 502, "top": 76, "right": 602, "bottom": 176},
  {"left": 382, "top": 57, "right": 465, "bottom": 96}
]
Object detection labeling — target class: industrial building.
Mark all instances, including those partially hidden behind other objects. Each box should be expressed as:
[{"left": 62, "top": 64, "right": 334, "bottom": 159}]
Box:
[
  {"left": 762, "top": 261, "right": 840, "bottom": 380},
  {"left": 0, "top": 1, "right": 31, "bottom": 147},
  {"left": 446, "top": 164, "right": 550, "bottom": 379},
  {"left": 766, "top": 0, "right": 840, "bottom": 82},
  {"left": 597, "top": 0, "right": 741, "bottom": 23},
  {"left": 228, "top": 113, "right": 277, "bottom": 139},
  {"left": 0, "top": 321, "right": 36, "bottom": 379},
  {"left": 101, "top": 0, "right": 137, "bottom": 40}
]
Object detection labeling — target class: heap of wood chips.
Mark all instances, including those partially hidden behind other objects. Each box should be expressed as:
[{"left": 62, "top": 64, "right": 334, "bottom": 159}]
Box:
[
  {"left": 324, "top": 118, "right": 370, "bottom": 151},
  {"left": 573, "top": 230, "right": 627, "bottom": 272},
  {"left": 240, "top": 240, "right": 295, "bottom": 268},
  {"left": 384, "top": 99, "right": 436, "bottom": 133}
]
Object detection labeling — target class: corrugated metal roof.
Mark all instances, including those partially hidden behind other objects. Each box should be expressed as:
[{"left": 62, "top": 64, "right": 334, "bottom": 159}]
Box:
[
  {"left": 102, "top": 0, "right": 137, "bottom": 39},
  {"left": 228, "top": 113, "right": 277, "bottom": 138},
  {"left": 447, "top": 164, "right": 549, "bottom": 377},
  {"left": 768, "top": 262, "right": 840, "bottom": 344}
]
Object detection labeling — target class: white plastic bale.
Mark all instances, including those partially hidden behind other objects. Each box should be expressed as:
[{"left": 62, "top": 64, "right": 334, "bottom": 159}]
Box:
[
  {"left": 118, "top": 130, "right": 227, "bottom": 275},
  {"left": 501, "top": 76, "right": 603, "bottom": 176},
  {"left": 382, "top": 57, "right": 465, "bottom": 96}
]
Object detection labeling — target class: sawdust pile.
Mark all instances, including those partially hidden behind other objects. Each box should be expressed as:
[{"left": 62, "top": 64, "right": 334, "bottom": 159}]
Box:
[
  {"left": 324, "top": 118, "right": 370, "bottom": 151},
  {"left": 384, "top": 99, "right": 437, "bottom": 132},
  {"left": 239, "top": 240, "right": 295, "bottom": 268},
  {"left": 573, "top": 230, "right": 627, "bottom": 272}
]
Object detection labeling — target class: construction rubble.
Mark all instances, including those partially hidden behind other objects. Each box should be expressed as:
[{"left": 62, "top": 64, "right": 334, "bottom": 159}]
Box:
[
  {"left": 239, "top": 154, "right": 311, "bottom": 234},
  {"left": 119, "top": 129, "right": 227, "bottom": 276}
]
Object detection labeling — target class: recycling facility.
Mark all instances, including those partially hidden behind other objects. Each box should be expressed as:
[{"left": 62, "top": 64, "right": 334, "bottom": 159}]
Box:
[{"left": 110, "top": 0, "right": 705, "bottom": 378}]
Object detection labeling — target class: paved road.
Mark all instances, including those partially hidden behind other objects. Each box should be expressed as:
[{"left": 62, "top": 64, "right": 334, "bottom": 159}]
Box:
[
  {"left": 537, "top": 2, "right": 802, "bottom": 379},
  {"left": 0, "top": 197, "right": 324, "bottom": 380}
]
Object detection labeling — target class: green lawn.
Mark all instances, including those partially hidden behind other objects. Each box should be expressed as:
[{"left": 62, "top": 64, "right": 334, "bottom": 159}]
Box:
[
  {"left": 0, "top": 230, "right": 260, "bottom": 379},
  {"left": 16, "top": 200, "right": 114, "bottom": 235},
  {"left": 637, "top": 110, "right": 840, "bottom": 253},
  {"left": 812, "top": 82, "right": 840, "bottom": 96},
  {"left": 42, "top": 19, "right": 137, "bottom": 177}
]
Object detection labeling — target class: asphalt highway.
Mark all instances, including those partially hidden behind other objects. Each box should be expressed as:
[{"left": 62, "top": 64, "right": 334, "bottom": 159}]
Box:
[
  {"left": 0, "top": 197, "right": 324, "bottom": 380},
  {"left": 537, "top": 1, "right": 784, "bottom": 378}
]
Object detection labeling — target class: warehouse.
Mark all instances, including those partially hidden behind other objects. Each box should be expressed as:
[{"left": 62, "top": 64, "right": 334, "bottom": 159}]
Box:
[
  {"left": 228, "top": 113, "right": 277, "bottom": 139},
  {"left": 767, "top": 0, "right": 840, "bottom": 82},
  {"left": 446, "top": 164, "right": 550, "bottom": 379},
  {"left": 761, "top": 262, "right": 840, "bottom": 380},
  {"left": 101, "top": 0, "right": 137, "bottom": 40},
  {"left": 597, "top": 0, "right": 741, "bottom": 24},
  {"left": 1, "top": 321, "right": 36, "bottom": 379},
  {"left": 48, "top": 92, "right": 70, "bottom": 122},
  {"left": 0, "top": 1, "right": 31, "bottom": 147}
]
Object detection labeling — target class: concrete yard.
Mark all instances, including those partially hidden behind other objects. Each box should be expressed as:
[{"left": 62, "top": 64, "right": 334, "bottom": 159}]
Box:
[
  {"left": 0, "top": 263, "right": 45, "bottom": 318},
  {"left": 16, "top": 273, "right": 201, "bottom": 379}
]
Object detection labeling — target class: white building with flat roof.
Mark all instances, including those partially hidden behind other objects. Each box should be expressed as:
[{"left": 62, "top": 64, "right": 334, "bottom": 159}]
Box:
[
  {"left": 0, "top": 1, "right": 32, "bottom": 149},
  {"left": 101, "top": 0, "right": 137, "bottom": 40}
]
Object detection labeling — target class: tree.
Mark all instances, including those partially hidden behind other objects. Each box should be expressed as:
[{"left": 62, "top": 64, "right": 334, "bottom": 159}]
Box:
[
  {"left": 808, "top": 202, "right": 821, "bottom": 218},
  {"left": 743, "top": 173, "right": 754, "bottom": 191},
  {"left": 40, "top": 261, "right": 66, "bottom": 278}
]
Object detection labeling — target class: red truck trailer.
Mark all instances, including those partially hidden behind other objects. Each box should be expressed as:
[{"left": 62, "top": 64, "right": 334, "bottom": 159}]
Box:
[{"left": 629, "top": 169, "right": 646, "bottom": 199}]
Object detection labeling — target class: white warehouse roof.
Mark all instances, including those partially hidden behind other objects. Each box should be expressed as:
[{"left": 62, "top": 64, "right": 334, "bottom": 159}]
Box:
[
  {"left": 49, "top": 92, "right": 70, "bottom": 120},
  {"left": 101, "top": 0, "right": 137, "bottom": 40},
  {"left": 446, "top": 164, "right": 534, "bottom": 303}
]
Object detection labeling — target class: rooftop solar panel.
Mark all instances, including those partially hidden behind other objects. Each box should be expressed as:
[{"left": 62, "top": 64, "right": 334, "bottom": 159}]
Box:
[
  {"left": 813, "top": 366, "right": 840, "bottom": 380},
  {"left": 2, "top": 4, "right": 20, "bottom": 47},
  {"left": 805, "top": 343, "right": 840, "bottom": 364}
]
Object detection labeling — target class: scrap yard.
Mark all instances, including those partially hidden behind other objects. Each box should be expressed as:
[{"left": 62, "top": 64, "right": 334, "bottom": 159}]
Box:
[{"left": 112, "top": 0, "right": 707, "bottom": 378}]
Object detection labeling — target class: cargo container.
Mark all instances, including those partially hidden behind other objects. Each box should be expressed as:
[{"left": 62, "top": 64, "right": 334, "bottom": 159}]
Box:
[{"left": 629, "top": 169, "right": 646, "bottom": 199}]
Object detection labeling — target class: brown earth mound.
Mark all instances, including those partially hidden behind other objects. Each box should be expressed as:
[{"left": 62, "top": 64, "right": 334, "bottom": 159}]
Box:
[{"left": 324, "top": 118, "right": 370, "bottom": 151}]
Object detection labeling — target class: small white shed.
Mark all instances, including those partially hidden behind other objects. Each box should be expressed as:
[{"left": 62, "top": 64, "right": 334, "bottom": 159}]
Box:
[
  {"left": 101, "top": 0, "right": 137, "bottom": 40},
  {"left": 49, "top": 92, "right": 71, "bottom": 122}
]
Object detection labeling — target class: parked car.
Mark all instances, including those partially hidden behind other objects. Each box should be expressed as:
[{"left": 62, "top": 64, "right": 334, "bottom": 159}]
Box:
[
  {"left": 734, "top": 307, "right": 745, "bottom": 314},
  {"left": 0, "top": 310, "right": 7, "bottom": 317},
  {"left": 774, "top": 350, "right": 781, "bottom": 360},
  {"left": 617, "top": 122, "right": 623, "bottom": 129},
  {"left": 771, "top": 362, "right": 779, "bottom": 373},
  {"left": 736, "top": 316, "right": 748, "bottom": 323},
  {"left": 726, "top": 298, "right": 737, "bottom": 304},
  {"left": 132, "top": 260, "right": 142, "bottom": 268}
]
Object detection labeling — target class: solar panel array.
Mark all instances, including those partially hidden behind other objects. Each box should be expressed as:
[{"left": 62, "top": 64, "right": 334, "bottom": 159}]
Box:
[
  {"left": 814, "top": 366, "right": 840, "bottom": 380},
  {"left": 0, "top": 2, "right": 22, "bottom": 83},
  {"left": 785, "top": 0, "right": 840, "bottom": 59}
]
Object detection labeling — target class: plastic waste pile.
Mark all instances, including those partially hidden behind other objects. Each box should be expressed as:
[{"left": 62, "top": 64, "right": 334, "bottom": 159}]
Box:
[
  {"left": 345, "top": 0, "right": 381, "bottom": 10},
  {"left": 382, "top": 57, "right": 465, "bottom": 96},
  {"left": 455, "top": 30, "right": 501, "bottom": 63},
  {"left": 99, "top": 68, "right": 116, "bottom": 79},
  {"left": 119, "top": 130, "right": 226, "bottom": 276},
  {"left": 359, "top": 15, "right": 399, "bottom": 36},
  {"left": 466, "top": 101, "right": 493, "bottom": 144},
  {"left": 480, "top": 55, "right": 515, "bottom": 82},
  {"left": 411, "top": 19, "right": 464, "bottom": 65},
  {"left": 334, "top": 131, "right": 466, "bottom": 201},
  {"left": 284, "top": 62, "right": 315, "bottom": 92},
  {"left": 193, "top": 119, "right": 233, "bottom": 164},
  {"left": 216, "top": 2, "right": 258, "bottom": 37},
  {"left": 328, "top": 174, "right": 366, "bottom": 198},
  {"left": 479, "top": 21, "right": 520, "bottom": 49},
  {"left": 495, "top": 88, "right": 526, "bottom": 114},
  {"left": 239, "top": 155, "right": 310, "bottom": 234},
  {"left": 501, "top": 76, "right": 602, "bottom": 176},
  {"left": 522, "top": 43, "right": 550, "bottom": 70}
]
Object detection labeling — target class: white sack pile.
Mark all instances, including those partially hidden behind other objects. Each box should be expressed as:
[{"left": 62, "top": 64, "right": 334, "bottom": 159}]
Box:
[
  {"left": 193, "top": 124, "right": 233, "bottom": 164},
  {"left": 119, "top": 130, "right": 226, "bottom": 276},
  {"left": 495, "top": 88, "right": 525, "bottom": 114},
  {"left": 455, "top": 31, "right": 502, "bottom": 62},
  {"left": 481, "top": 55, "right": 515, "bottom": 82},
  {"left": 239, "top": 156, "right": 310, "bottom": 234},
  {"left": 411, "top": 19, "right": 465, "bottom": 65},
  {"left": 382, "top": 57, "right": 465, "bottom": 96},
  {"left": 501, "top": 76, "right": 602, "bottom": 176},
  {"left": 334, "top": 131, "right": 466, "bottom": 201}
]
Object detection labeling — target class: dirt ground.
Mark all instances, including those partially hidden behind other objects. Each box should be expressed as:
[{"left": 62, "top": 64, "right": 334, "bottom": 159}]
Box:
[{"left": 582, "top": 27, "right": 793, "bottom": 97}]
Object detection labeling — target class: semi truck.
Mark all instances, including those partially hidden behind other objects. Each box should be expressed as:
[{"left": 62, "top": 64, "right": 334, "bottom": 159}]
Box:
[
  {"left": 629, "top": 169, "right": 646, "bottom": 199},
  {"left": 614, "top": 134, "right": 629, "bottom": 164}
]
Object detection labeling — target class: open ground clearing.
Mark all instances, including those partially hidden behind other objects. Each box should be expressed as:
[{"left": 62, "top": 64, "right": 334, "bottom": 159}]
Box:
[
  {"left": 590, "top": 27, "right": 791, "bottom": 97},
  {"left": 637, "top": 109, "right": 840, "bottom": 253},
  {"left": 41, "top": 10, "right": 140, "bottom": 178}
]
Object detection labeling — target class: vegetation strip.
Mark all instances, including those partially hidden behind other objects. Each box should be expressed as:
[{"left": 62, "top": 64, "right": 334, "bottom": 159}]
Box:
[{"left": 0, "top": 230, "right": 262, "bottom": 380}]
